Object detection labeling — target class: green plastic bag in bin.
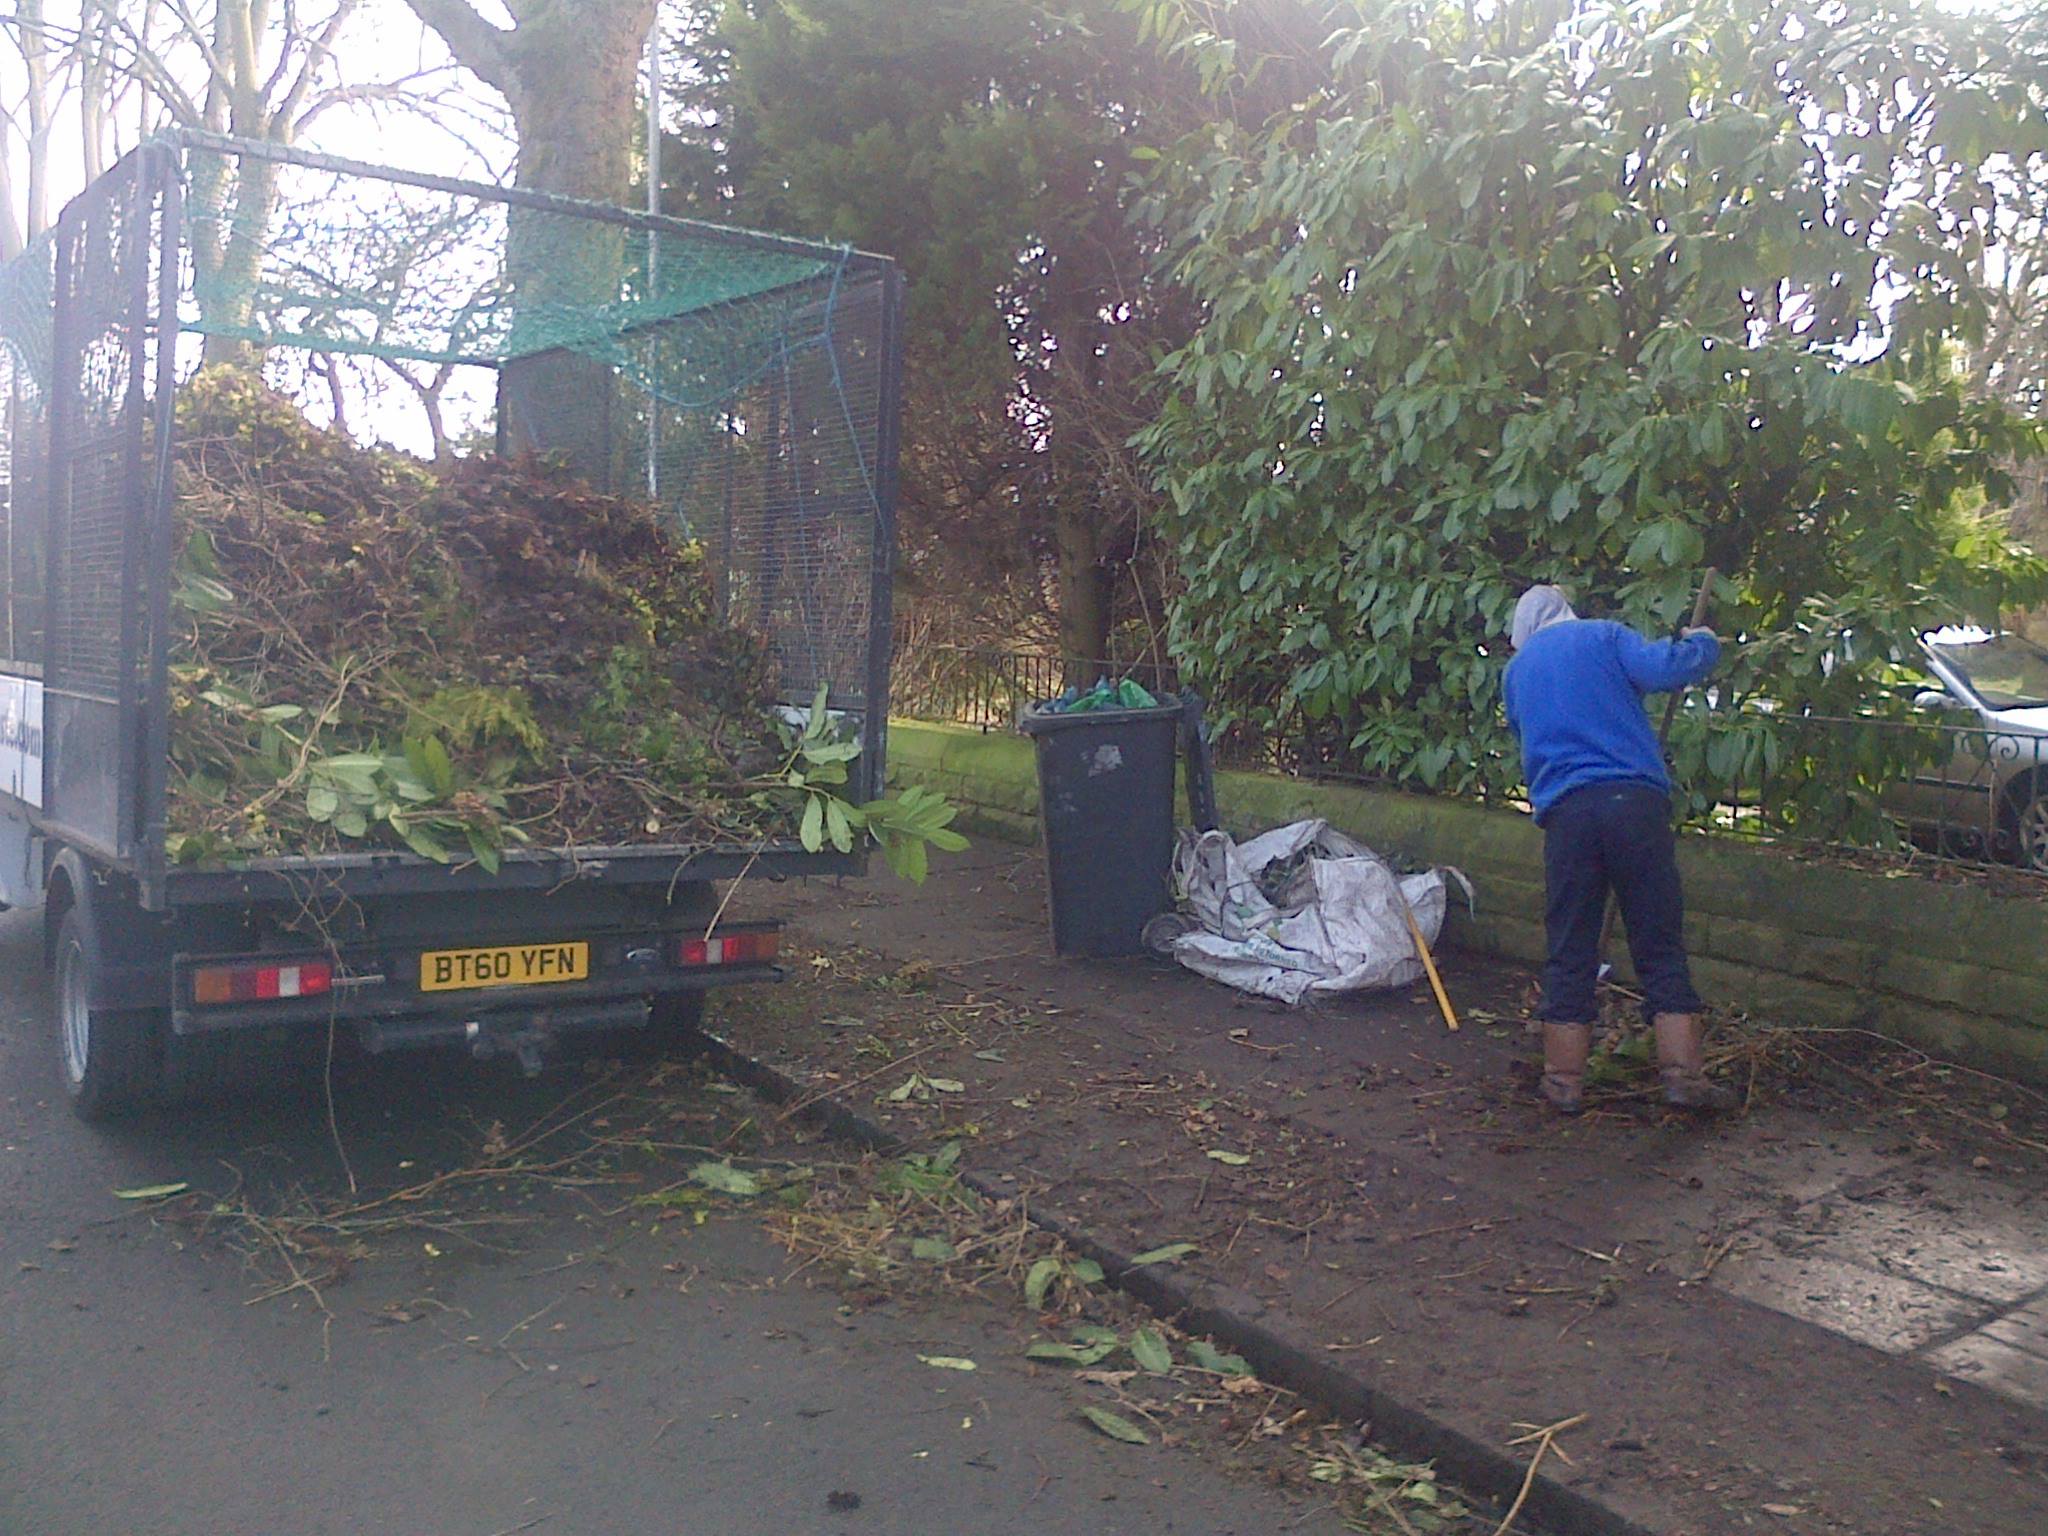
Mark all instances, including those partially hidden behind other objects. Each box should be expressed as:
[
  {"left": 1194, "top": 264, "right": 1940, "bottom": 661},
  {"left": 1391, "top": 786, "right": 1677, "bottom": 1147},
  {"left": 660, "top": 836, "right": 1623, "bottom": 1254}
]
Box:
[{"left": 1051, "top": 677, "right": 1160, "bottom": 714}]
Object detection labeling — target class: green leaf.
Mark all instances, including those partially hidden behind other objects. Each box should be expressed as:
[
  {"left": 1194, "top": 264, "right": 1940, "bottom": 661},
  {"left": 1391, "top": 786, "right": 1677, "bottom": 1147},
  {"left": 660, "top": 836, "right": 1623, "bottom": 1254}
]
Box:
[
  {"left": 917, "top": 1355, "right": 978, "bottom": 1371},
  {"left": 113, "top": 1182, "right": 189, "bottom": 1201},
  {"left": 1130, "top": 1328, "right": 1173, "bottom": 1374},
  {"left": 421, "top": 735, "right": 456, "bottom": 797},
  {"left": 1186, "top": 1339, "right": 1253, "bottom": 1378},
  {"left": 1079, "top": 1405, "right": 1151, "bottom": 1445},
  {"left": 1206, "top": 1149, "right": 1252, "bottom": 1166},
  {"left": 824, "top": 797, "right": 855, "bottom": 853},
  {"left": 399, "top": 825, "right": 452, "bottom": 863},
  {"left": 325, "top": 762, "right": 380, "bottom": 798},
  {"left": 897, "top": 835, "right": 930, "bottom": 884},
  {"left": 305, "top": 784, "right": 340, "bottom": 822},
  {"left": 688, "top": 1161, "right": 762, "bottom": 1198},
  {"left": 466, "top": 829, "right": 502, "bottom": 876},
  {"left": 1129, "top": 1242, "right": 1198, "bottom": 1267},
  {"left": 1026, "top": 1339, "right": 1119, "bottom": 1366},
  {"left": 1070, "top": 1258, "right": 1105, "bottom": 1286},
  {"left": 800, "top": 795, "right": 825, "bottom": 853},
  {"left": 801, "top": 740, "right": 862, "bottom": 765},
  {"left": 911, "top": 1237, "right": 957, "bottom": 1262},
  {"left": 925, "top": 1077, "right": 965, "bottom": 1094},
  {"left": 183, "top": 526, "right": 221, "bottom": 576},
  {"left": 1024, "top": 1256, "right": 1061, "bottom": 1311}
]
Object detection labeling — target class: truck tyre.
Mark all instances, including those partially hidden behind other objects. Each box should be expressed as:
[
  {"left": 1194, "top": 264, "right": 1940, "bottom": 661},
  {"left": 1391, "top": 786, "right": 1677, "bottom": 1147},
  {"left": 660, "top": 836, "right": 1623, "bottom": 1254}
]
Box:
[
  {"left": 651, "top": 991, "right": 706, "bottom": 1033},
  {"left": 587, "top": 990, "right": 706, "bottom": 1065},
  {"left": 53, "top": 907, "right": 163, "bottom": 1119}
]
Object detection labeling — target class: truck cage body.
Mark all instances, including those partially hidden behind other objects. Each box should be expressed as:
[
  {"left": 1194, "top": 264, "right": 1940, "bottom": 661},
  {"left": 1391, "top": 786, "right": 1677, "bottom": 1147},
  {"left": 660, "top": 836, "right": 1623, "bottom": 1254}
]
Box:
[{"left": 0, "top": 133, "right": 903, "bottom": 912}]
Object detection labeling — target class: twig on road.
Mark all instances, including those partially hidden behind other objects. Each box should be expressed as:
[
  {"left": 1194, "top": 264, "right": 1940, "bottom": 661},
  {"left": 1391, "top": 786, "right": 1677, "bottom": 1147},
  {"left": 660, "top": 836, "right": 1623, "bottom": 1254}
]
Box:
[
  {"left": 1494, "top": 1413, "right": 1587, "bottom": 1536},
  {"left": 776, "top": 1039, "right": 949, "bottom": 1122}
]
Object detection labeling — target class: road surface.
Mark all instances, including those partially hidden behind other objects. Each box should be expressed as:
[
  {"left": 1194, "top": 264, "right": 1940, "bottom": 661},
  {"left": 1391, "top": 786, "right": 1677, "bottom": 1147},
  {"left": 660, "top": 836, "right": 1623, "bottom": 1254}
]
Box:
[{"left": 0, "top": 904, "right": 1346, "bottom": 1536}]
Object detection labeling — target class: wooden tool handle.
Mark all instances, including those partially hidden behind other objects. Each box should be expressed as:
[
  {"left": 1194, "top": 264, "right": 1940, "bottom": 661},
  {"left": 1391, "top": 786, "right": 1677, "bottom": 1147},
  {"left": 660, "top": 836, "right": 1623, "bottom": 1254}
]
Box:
[
  {"left": 1682, "top": 566, "right": 1719, "bottom": 638},
  {"left": 1394, "top": 884, "right": 1460, "bottom": 1032}
]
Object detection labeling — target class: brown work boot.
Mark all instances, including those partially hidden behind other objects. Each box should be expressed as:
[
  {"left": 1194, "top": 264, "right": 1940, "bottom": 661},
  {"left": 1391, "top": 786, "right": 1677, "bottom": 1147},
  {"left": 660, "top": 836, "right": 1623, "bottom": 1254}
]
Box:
[
  {"left": 1653, "top": 1013, "right": 1738, "bottom": 1112},
  {"left": 1540, "top": 1023, "right": 1591, "bottom": 1114}
]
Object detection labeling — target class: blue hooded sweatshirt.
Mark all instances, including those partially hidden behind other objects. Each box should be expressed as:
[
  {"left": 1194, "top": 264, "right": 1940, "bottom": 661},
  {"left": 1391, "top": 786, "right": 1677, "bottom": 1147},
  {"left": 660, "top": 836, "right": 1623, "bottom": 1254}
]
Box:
[{"left": 1503, "top": 620, "right": 1720, "bottom": 823}]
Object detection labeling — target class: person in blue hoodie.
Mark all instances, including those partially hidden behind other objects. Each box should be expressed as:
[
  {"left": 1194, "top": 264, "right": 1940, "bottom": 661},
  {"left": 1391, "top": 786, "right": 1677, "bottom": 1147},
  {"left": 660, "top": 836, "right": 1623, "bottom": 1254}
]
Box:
[{"left": 1502, "top": 584, "right": 1733, "bottom": 1114}]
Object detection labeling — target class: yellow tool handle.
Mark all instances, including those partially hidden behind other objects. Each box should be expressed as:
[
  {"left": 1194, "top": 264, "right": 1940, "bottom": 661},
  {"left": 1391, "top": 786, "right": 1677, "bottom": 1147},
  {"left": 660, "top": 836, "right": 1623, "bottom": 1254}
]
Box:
[{"left": 1397, "top": 888, "right": 1460, "bottom": 1033}]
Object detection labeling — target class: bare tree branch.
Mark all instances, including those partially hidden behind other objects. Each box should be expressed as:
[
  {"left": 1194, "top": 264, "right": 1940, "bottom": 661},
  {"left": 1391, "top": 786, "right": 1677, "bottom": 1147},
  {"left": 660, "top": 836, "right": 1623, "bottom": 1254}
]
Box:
[
  {"left": 278, "top": 0, "right": 365, "bottom": 132},
  {"left": 291, "top": 66, "right": 463, "bottom": 136},
  {"left": 403, "top": 0, "right": 515, "bottom": 96},
  {"left": 158, "top": 0, "right": 236, "bottom": 98}
]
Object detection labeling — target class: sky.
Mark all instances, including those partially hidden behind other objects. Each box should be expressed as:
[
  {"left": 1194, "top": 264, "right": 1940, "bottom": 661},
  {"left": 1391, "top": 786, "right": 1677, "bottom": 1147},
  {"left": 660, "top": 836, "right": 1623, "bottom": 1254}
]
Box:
[{"left": 0, "top": 0, "right": 2030, "bottom": 450}]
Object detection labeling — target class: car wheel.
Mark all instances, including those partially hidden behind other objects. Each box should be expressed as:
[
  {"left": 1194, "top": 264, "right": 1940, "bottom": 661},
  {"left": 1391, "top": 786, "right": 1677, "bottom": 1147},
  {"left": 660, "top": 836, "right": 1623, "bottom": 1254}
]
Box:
[
  {"left": 53, "top": 908, "right": 163, "bottom": 1120},
  {"left": 2007, "top": 783, "right": 2048, "bottom": 876},
  {"left": 1935, "top": 821, "right": 1989, "bottom": 862}
]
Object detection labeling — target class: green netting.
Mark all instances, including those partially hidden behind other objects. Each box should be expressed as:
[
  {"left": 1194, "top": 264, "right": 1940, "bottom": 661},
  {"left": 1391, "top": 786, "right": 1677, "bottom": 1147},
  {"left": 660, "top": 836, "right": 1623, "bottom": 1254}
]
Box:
[{"left": 179, "top": 141, "right": 841, "bottom": 376}]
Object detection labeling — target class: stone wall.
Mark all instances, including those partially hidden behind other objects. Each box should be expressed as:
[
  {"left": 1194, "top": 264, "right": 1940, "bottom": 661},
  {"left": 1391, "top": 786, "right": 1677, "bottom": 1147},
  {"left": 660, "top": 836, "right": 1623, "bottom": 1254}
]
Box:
[{"left": 888, "top": 719, "right": 2048, "bottom": 1084}]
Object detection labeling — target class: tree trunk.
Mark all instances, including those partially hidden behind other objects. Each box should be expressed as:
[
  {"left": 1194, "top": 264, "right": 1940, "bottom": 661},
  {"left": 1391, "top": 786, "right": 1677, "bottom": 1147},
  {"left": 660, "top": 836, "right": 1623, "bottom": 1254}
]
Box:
[
  {"left": 0, "top": 147, "right": 23, "bottom": 264},
  {"left": 80, "top": 0, "right": 107, "bottom": 183},
  {"left": 199, "top": 155, "right": 278, "bottom": 368},
  {"left": 1054, "top": 502, "right": 1112, "bottom": 678},
  {"left": 494, "top": 1, "right": 654, "bottom": 485},
  {"left": 20, "top": 0, "right": 53, "bottom": 240},
  {"left": 406, "top": 0, "right": 656, "bottom": 480}
]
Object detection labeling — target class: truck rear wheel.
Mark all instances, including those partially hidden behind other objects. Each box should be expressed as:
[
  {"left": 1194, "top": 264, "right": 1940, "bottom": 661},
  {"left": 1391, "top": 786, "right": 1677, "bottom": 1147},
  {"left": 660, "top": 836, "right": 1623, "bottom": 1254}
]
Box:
[
  {"left": 54, "top": 908, "right": 163, "bottom": 1120},
  {"left": 652, "top": 991, "right": 706, "bottom": 1033}
]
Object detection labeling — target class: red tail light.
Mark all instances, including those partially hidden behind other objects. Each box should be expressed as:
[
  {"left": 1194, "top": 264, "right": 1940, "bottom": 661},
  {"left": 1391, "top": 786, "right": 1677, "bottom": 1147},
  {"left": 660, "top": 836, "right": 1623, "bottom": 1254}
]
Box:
[
  {"left": 677, "top": 930, "right": 781, "bottom": 967},
  {"left": 191, "top": 960, "right": 334, "bottom": 1006}
]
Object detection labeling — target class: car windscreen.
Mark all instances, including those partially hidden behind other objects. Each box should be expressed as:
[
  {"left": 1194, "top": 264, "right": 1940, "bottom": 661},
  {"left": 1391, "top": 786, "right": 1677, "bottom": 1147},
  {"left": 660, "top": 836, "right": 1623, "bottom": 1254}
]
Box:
[{"left": 1928, "top": 634, "right": 2048, "bottom": 710}]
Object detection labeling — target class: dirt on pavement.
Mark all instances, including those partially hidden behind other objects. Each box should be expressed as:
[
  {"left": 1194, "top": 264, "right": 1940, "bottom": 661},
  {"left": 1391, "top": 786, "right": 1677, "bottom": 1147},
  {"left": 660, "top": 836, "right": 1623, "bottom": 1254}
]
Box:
[{"left": 720, "top": 850, "right": 2048, "bottom": 1536}]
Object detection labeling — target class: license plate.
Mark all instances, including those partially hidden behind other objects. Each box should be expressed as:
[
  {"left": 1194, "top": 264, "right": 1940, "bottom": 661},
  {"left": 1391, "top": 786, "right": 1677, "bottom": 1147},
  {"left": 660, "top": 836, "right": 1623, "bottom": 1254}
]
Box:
[{"left": 419, "top": 942, "right": 590, "bottom": 993}]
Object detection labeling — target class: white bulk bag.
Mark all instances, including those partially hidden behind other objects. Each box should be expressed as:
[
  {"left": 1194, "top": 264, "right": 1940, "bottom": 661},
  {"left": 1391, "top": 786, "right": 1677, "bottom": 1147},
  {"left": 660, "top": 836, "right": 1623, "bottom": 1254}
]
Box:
[{"left": 1168, "top": 819, "right": 1469, "bottom": 1005}]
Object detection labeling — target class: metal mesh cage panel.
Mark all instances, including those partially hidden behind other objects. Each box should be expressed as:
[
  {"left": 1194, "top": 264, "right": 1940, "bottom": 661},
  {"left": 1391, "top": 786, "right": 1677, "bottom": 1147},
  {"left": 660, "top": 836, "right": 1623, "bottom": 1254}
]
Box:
[
  {"left": 50, "top": 175, "right": 142, "bottom": 704},
  {"left": 0, "top": 330, "right": 50, "bottom": 672},
  {"left": 0, "top": 131, "right": 898, "bottom": 877},
  {"left": 643, "top": 270, "right": 889, "bottom": 710}
]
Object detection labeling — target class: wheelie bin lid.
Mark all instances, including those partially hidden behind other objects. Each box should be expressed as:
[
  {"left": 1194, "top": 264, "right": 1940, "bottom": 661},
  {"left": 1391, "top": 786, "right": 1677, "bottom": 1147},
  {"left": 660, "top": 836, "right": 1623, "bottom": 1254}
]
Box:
[{"left": 1019, "top": 695, "right": 1183, "bottom": 736}]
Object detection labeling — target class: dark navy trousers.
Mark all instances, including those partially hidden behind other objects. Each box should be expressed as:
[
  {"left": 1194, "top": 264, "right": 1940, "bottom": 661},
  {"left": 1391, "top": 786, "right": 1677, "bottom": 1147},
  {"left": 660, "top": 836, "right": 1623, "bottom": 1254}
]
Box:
[{"left": 1539, "top": 781, "right": 1704, "bottom": 1026}]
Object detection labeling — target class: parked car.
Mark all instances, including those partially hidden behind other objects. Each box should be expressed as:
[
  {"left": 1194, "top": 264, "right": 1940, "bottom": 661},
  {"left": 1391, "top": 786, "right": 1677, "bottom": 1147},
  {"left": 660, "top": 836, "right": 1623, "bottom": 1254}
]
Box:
[{"left": 1889, "top": 629, "right": 2048, "bottom": 873}]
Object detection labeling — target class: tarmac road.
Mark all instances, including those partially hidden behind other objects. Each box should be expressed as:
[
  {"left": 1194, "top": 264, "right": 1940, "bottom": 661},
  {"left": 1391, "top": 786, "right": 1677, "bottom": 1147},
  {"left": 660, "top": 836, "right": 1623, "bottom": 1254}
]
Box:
[{"left": 0, "top": 904, "right": 1344, "bottom": 1536}]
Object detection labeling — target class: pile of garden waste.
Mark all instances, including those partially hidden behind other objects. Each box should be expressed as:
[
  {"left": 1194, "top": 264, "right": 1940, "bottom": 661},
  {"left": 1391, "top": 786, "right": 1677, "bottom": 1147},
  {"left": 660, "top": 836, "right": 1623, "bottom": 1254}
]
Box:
[{"left": 165, "top": 369, "right": 958, "bottom": 877}]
